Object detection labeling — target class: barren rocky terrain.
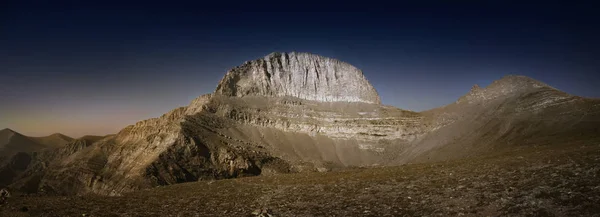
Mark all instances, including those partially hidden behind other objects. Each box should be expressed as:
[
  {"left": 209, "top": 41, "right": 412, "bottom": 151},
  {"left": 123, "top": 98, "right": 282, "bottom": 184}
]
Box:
[{"left": 2, "top": 140, "right": 599, "bottom": 216}]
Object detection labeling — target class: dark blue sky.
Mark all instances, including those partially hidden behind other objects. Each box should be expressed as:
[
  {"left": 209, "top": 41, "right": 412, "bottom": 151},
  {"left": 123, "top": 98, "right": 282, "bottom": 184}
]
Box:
[{"left": 1, "top": 1, "right": 599, "bottom": 136}]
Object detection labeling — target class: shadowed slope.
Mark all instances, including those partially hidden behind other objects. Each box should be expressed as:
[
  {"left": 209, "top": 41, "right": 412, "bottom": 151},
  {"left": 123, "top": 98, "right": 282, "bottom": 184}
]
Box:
[{"left": 0, "top": 129, "right": 45, "bottom": 157}]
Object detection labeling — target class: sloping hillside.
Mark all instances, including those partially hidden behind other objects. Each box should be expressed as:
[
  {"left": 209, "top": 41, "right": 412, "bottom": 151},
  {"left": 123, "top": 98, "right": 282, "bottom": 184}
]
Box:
[{"left": 408, "top": 75, "right": 600, "bottom": 163}]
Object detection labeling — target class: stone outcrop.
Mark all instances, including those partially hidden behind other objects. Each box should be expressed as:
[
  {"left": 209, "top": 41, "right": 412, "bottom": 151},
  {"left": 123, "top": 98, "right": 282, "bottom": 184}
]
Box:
[{"left": 215, "top": 52, "right": 381, "bottom": 104}]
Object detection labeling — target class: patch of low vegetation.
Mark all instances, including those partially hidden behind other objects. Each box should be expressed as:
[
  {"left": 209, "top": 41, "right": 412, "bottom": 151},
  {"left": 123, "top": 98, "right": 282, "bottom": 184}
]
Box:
[{"left": 1, "top": 142, "right": 600, "bottom": 216}]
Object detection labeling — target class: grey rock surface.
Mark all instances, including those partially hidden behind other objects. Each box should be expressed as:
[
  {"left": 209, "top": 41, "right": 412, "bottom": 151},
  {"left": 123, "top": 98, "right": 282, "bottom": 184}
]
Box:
[{"left": 215, "top": 52, "right": 381, "bottom": 104}]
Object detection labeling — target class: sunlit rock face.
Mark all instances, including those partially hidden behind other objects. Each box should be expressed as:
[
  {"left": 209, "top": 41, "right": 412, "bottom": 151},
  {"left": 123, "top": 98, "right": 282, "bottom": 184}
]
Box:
[{"left": 215, "top": 52, "right": 381, "bottom": 104}]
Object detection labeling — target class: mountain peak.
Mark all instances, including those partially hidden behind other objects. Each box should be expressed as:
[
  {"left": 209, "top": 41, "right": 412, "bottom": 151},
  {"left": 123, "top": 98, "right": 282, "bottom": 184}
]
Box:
[
  {"left": 487, "top": 75, "right": 555, "bottom": 93},
  {"left": 0, "top": 128, "right": 16, "bottom": 135},
  {"left": 215, "top": 52, "right": 381, "bottom": 104},
  {"left": 48, "top": 133, "right": 74, "bottom": 140},
  {"left": 491, "top": 75, "right": 551, "bottom": 88},
  {"left": 458, "top": 75, "right": 557, "bottom": 104},
  {"left": 470, "top": 84, "right": 482, "bottom": 93}
]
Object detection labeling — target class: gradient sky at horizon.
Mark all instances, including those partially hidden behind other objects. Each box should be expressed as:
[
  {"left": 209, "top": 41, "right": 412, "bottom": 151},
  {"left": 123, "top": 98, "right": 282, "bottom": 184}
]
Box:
[{"left": 1, "top": 1, "right": 599, "bottom": 137}]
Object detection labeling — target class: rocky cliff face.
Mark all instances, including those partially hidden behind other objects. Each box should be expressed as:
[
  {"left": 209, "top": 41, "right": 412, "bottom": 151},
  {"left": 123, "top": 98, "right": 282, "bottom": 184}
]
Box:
[{"left": 216, "top": 52, "right": 381, "bottom": 104}]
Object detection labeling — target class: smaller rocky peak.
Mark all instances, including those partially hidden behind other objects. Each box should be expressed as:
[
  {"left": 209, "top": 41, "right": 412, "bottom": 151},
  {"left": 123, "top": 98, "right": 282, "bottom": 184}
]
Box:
[
  {"left": 186, "top": 94, "right": 213, "bottom": 115},
  {"left": 0, "top": 128, "right": 16, "bottom": 138},
  {"left": 264, "top": 51, "right": 286, "bottom": 59},
  {"left": 489, "top": 75, "right": 552, "bottom": 90},
  {"left": 48, "top": 133, "right": 74, "bottom": 140},
  {"left": 0, "top": 128, "right": 15, "bottom": 133},
  {"left": 160, "top": 107, "right": 187, "bottom": 121},
  {"left": 456, "top": 75, "right": 555, "bottom": 105},
  {"left": 470, "top": 84, "right": 482, "bottom": 93}
]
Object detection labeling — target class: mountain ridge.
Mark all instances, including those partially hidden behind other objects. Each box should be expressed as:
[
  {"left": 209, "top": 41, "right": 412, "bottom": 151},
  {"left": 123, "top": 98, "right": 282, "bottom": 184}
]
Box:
[{"left": 1, "top": 52, "right": 598, "bottom": 196}]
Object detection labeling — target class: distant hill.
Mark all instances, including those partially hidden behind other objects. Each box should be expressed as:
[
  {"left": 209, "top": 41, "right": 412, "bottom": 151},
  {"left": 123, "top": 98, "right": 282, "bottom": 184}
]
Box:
[
  {"left": 0, "top": 133, "right": 110, "bottom": 190},
  {"left": 0, "top": 128, "right": 46, "bottom": 157},
  {"left": 29, "top": 133, "right": 74, "bottom": 149}
]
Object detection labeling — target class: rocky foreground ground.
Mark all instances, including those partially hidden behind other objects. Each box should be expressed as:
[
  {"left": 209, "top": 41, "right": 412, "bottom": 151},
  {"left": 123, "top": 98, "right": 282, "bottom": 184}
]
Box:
[{"left": 1, "top": 141, "right": 600, "bottom": 217}]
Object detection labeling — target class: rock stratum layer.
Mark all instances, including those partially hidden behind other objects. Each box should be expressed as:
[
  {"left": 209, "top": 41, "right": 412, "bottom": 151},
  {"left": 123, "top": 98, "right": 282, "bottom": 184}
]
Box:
[
  {"left": 1, "top": 52, "right": 599, "bottom": 196},
  {"left": 216, "top": 52, "right": 381, "bottom": 104}
]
